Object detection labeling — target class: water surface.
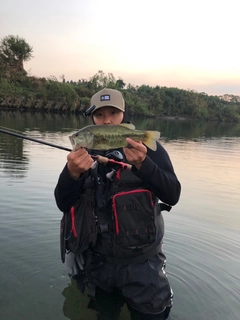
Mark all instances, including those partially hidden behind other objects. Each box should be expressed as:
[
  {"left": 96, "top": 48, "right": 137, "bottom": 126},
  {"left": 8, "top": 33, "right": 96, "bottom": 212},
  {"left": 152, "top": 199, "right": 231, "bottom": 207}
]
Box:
[{"left": 0, "top": 111, "right": 239, "bottom": 320}]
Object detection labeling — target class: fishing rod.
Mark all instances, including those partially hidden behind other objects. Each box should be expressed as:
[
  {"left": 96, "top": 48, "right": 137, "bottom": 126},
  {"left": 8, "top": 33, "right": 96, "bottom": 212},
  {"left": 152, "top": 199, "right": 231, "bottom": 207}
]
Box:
[
  {"left": 0, "top": 127, "right": 72, "bottom": 152},
  {"left": 0, "top": 127, "right": 132, "bottom": 170}
]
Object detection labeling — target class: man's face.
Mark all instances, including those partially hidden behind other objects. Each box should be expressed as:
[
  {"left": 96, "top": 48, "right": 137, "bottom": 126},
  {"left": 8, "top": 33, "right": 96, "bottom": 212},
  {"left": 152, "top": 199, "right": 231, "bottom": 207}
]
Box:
[{"left": 93, "top": 106, "right": 124, "bottom": 125}]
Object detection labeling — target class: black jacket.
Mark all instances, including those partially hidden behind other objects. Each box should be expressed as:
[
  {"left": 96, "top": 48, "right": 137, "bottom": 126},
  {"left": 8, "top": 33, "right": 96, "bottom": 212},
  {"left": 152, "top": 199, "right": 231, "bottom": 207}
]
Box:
[
  {"left": 55, "top": 142, "right": 181, "bottom": 213},
  {"left": 55, "top": 142, "right": 181, "bottom": 260}
]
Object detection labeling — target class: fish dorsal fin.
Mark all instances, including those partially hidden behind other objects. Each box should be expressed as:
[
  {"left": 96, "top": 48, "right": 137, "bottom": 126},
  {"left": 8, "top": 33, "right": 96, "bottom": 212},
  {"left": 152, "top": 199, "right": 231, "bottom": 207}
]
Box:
[{"left": 119, "top": 123, "right": 135, "bottom": 130}]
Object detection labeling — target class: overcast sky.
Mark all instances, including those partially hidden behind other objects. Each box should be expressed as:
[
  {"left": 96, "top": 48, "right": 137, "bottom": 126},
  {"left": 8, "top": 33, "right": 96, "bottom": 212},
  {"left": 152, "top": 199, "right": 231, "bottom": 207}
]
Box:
[{"left": 1, "top": 0, "right": 239, "bottom": 96}]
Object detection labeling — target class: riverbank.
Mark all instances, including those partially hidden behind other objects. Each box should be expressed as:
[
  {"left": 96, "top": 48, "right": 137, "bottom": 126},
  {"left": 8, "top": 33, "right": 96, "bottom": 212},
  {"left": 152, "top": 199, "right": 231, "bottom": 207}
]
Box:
[
  {"left": 0, "top": 95, "right": 80, "bottom": 113},
  {"left": 1, "top": 71, "right": 240, "bottom": 121}
]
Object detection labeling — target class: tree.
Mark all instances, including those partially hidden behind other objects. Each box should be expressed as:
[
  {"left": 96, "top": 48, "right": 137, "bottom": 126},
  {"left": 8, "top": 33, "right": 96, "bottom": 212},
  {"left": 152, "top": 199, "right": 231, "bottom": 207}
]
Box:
[
  {"left": 90, "top": 70, "right": 118, "bottom": 90},
  {"left": 0, "top": 35, "right": 33, "bottom": 65},
  {"left": 116, "top": 78, "right": 125, "bottom": 90}
]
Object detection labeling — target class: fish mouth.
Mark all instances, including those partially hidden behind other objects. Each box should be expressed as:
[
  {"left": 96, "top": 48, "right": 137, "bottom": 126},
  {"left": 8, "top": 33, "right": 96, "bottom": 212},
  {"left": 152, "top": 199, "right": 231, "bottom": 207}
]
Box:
[
  {"left": 69, "top": 135, "right": 77, "bottom": 148},
  {"left": 69, "top": 135, "right": 74, "bottom": 145},
  {"left": 69, "top": 135, "right": 85, "bottom": 151}
]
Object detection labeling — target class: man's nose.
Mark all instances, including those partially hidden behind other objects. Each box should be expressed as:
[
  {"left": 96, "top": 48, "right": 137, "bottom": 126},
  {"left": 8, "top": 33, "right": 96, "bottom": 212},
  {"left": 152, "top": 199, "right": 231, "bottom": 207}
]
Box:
[{"left": 103, "top": 115, "right": 111, "bottom": 124}]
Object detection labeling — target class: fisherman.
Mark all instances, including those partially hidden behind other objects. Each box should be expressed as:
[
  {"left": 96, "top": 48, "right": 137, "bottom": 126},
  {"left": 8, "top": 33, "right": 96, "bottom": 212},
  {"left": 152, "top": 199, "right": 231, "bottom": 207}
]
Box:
[{"left": 54, "top": 88, "right": 181, "bottom": 320}]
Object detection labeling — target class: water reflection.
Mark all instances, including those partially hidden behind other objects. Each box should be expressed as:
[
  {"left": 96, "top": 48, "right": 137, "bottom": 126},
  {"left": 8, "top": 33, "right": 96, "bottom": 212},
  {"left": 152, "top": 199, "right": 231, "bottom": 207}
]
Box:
[
  {"left": 62, "top": 278, "right": 131, "bottom": 320},
  {"left": 0, "top": 133, "right": 29, "bottom": 178},
  {"left": 1, "top": 111, "right": 239, "bottom": 179},
  {"left": 0, "top": 110, "right": 92, "bottom": 133},
  {"left": 62, "top": 279, "right": 95, "bottom": 320},
  {"left": 1, "top": 110, "right": 240, "bottom": 137},
  {"left": 131, "top": 117, "right": 240, "bottom": 139}
]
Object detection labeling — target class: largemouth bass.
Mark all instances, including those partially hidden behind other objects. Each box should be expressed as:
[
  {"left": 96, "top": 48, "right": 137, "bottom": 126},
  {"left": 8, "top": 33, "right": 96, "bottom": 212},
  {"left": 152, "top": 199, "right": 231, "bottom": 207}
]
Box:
[{"left": 69, "top": 123, "right": 160, "bottom": 151}]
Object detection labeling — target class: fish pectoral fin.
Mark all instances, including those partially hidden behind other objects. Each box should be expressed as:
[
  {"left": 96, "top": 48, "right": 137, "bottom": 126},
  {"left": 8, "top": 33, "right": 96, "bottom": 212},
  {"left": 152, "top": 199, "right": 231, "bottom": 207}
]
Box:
[
  {"left": 144, "top": 131, "right": 161, "bottom": 151},
  {"left": 119, "top": 123, "right": 135, "bottom": 130}
]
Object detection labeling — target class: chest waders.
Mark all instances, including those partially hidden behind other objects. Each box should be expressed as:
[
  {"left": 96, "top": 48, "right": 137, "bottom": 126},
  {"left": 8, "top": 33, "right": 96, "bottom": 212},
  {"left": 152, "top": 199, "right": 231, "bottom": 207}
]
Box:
[{"left": 60, "top": 163, "right": 171, "bottom": 296}]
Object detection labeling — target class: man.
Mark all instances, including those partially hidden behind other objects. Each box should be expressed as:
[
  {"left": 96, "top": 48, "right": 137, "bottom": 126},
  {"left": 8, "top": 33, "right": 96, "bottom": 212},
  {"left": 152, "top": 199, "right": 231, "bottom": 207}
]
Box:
[{"left": 55, "top": 88, "right": 181, "bottom": 319}]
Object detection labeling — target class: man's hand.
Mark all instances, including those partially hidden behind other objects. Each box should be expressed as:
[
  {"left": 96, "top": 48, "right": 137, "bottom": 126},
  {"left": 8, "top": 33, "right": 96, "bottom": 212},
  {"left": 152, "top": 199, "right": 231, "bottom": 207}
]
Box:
[
  {"left": 67, "top": 147, "right": 94, "bottom": 179},
  {"left": 123, "top": 138, "right": 147, "bottom": 170}
]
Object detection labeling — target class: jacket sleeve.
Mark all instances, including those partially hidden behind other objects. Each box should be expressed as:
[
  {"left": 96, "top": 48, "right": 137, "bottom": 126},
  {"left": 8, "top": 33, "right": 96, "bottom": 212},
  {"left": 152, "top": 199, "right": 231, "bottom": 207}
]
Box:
[
  {"left": 132, "top": 142, "right": 181, "bottom": 206},
  {"left": 54, "top": 164, "right": 86, "bottom": 212}
]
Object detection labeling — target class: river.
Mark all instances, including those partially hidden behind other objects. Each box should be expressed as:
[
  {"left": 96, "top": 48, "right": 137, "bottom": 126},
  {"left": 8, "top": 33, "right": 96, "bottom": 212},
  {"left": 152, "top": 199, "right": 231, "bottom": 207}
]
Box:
[{"left": 0, "top": 111, "right": 239, "bottom": 320}]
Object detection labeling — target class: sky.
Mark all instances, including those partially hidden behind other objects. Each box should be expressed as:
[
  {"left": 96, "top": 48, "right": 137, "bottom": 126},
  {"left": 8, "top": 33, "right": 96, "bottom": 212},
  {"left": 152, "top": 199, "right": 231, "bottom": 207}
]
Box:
[{"left": 1, "top": 0, "right": 239, "bottom": 96}]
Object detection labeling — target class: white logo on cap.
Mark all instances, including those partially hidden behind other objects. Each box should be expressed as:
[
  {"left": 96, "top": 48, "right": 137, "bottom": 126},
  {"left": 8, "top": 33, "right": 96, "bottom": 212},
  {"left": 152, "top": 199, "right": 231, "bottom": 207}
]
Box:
[{"left": 100, "top": 95, "right": 110, "bottom": 101}]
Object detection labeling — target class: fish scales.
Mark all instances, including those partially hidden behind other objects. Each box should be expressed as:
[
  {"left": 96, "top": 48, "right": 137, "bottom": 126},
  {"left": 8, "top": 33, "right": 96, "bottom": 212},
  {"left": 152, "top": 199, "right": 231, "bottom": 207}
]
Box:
[{"left": 93, "top": 128, "right": 146, "bottom": 149}]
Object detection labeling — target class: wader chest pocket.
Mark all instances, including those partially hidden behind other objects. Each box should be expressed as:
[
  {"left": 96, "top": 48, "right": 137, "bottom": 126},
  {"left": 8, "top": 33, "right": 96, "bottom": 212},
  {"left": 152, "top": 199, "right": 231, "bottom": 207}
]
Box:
[
  {"left": 62, "top": 192, "right": 97, "bottom": 256},
  {"left": 112, "top": 189, "right": 156, "bottom": 249}
]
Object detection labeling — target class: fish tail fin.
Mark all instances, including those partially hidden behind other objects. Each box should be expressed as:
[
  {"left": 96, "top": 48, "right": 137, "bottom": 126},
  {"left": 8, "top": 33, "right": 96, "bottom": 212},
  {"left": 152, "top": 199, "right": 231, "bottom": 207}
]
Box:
[{"left": 144, "top": 131, "right": 160, "bottom": 151}]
